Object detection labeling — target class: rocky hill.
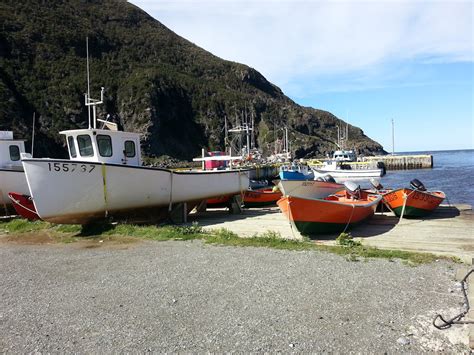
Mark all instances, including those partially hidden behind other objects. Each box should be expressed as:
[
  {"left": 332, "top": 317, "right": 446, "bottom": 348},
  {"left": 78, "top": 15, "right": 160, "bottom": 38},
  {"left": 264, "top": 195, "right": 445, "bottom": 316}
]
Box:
[{"left": 0, "top": 0, "right": 386, "bottom": 160}]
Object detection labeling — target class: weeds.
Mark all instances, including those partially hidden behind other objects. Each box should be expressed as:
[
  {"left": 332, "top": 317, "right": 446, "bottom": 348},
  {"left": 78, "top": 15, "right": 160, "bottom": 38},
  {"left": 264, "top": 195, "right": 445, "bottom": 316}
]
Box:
[{"left": 0, "top": 219, "right": 452, "bottom": 265}]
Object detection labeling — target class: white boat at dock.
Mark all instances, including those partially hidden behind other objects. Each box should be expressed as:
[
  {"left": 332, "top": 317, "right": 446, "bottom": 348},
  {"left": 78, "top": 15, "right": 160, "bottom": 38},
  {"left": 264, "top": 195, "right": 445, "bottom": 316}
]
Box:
[
  {"left": 311, "top": 160, "right": 385, "bottom": 182},
  {"left": 21, "top": 88, "right": 249, "bottom": 224},
  {"left": 0, "top": 131, "right": 29, "bottom": 213}
]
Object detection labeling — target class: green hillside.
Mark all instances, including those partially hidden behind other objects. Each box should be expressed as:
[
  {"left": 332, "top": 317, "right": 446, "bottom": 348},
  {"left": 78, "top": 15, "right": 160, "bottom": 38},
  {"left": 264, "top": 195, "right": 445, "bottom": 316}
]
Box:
[{"left": 0, "top": 0, "right": 385, "bottom": 160}]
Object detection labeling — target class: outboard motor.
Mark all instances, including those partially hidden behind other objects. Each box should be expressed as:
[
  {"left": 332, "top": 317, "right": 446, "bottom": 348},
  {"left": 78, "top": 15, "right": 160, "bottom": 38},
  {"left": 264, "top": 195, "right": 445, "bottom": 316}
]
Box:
[
  {"left": 370, "top": 178, "right": 384, "bottom": 191},
  {"left": 323, "top": 174, "right": 336, "bottom": 183},
  {"left": 410, "top": 178, "right": 426, "bottom": 191},
  {"left": 344, "top": 181, "right": 361, "bottom": 199},
  {"left": 377, "top": 161, "right": 387, "bottom": 176}
]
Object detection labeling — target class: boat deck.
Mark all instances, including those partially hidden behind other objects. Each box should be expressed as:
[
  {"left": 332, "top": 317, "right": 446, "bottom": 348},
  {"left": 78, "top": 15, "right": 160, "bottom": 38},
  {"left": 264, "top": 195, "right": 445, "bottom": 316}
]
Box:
[{"left": 190, "top": 204, "right": 474, "bottom": 263}]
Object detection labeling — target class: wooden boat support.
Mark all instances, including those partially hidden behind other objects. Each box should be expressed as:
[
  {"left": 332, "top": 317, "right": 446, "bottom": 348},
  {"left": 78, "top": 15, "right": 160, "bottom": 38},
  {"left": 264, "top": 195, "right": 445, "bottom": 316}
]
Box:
[{"left": 363, "top": 155, "right": 433, "bottom": 170}]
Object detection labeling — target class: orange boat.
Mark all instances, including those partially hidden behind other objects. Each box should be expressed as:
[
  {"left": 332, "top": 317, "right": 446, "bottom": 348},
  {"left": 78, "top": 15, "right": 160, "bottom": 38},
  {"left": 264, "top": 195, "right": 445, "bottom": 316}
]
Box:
[
  {"left": 381, "top": 179, "right": 445, "bottom": 218},
  {"left": 277, "top": 183, "right": 382, "bottom": 235},
  {"left": 206, "top": 194, "right": 233, "bottom": 207},
  {"left": 243, "top": 188, "right": 282, "bottom": 207}
]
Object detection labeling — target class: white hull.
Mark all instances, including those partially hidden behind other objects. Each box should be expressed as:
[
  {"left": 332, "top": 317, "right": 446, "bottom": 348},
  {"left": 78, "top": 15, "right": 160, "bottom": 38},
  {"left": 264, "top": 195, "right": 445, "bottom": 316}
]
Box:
[
  {"left": 0, "top": 169, "right": 29, "bottom": 209},
  {"left": 22, "top": 159, "right": 249, "bottom": 224},
  {"left": 312, "top": 168, "right": 383, "bottom": 182},
  {"left": 277, "top": 180, "right": 344, "bottom": 199}
]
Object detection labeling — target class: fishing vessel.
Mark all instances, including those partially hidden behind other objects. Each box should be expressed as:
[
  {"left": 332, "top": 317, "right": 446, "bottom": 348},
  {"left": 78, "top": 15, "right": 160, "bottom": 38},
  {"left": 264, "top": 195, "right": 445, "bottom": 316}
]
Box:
[
  {"left": 21, "top": 84, "right": 249, "bottom": 224},
  {"left": 0, "top": 131, "right": 29, "bottom": 214},
  {"left": 381, "top": 179, "right": 445, "bottom": 217},
  {"left": 279, "top": 162, "right": 314, "bottom": 180},
  {"left": 311, "top": 160, "right": 385, "bottom": 182},
  {"left": 277, "top": 182, "right": 381, "bottom": 235}
]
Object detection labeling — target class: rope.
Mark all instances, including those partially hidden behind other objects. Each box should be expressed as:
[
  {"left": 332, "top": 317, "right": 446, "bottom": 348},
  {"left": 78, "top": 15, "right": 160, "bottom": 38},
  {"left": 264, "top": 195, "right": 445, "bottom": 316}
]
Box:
[
  {"left": 433, "top": 268, "right": 474, "bottom": 329},
  {"left": 398, "top": 188, "right": 420, "bottom": 222},
  {"left": 342, "top": 202, "right": 356, "bottom": 234}
]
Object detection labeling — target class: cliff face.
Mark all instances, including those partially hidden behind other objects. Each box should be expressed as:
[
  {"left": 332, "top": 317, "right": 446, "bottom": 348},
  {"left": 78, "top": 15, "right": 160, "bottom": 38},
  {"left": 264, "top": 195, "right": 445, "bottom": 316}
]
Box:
[{"left": 0, "top": 0, "right": 385, "bottom": 160}]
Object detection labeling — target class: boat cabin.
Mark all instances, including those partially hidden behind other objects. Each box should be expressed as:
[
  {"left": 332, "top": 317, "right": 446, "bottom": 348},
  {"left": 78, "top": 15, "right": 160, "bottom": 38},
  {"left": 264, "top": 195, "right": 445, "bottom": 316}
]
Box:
[
  {"left": 332, "top": 150, "right": 356, "bottom": 162},
  {"left": 0, "top": 131, "right": 25, "bottom": 169},
  {"left": 61, "top": 129, "right": 141, "bottom": 166}
]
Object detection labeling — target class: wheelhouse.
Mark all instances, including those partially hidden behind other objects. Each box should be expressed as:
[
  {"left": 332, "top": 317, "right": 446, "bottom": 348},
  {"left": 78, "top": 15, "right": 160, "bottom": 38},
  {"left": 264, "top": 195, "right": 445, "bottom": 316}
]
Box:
[
  {"left": 60, "top": 129, "right": 141, "bottom": 166},
  {"left": 0, "top": 131, "right": 26, "bottom": 169}
]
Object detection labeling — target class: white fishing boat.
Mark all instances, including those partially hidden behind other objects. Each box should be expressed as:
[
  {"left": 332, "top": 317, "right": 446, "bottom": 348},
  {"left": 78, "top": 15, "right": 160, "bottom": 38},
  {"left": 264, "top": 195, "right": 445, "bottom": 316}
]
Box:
[
  {"left": 312, "top": 160, "right": 385, "bottom": 182},
  {"left": 277, "top": 177, "right": 344, "bottom": 199},
  {"left": 21, "top": 85, "right": 249, "bottom": 224},
  {"left": 0, "top": 131, "right": 29, "bottom": 213}
]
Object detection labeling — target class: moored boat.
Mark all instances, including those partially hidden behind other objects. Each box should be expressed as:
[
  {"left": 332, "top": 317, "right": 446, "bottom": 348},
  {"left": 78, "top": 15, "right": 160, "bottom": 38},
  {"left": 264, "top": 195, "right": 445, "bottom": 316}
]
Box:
[
  {"left": 311, "top": 160, "right": 385, "bottom": 182},
  {"left": 0, "top": 131, "right": 29, "bottom": 214},
  {"left": 279, "top": 162, "right": 314, "bottom": 180},
  {"left": 381, "top": 179, "right": 445, "bottom": 217},
  {"left": 277, "top": 182, "right": 382, "bottom": 235}
]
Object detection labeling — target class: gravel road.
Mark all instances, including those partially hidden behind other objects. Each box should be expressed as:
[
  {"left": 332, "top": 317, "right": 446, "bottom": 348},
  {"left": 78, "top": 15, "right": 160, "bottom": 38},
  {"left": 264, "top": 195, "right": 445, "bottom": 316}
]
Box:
[{"left": 0, "top": 239, "right": 470, "bottom": 353}]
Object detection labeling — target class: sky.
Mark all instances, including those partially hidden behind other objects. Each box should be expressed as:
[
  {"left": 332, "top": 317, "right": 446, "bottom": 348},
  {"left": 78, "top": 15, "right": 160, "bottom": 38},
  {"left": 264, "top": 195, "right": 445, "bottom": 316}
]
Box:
[{"left": 130, "top": 0, "right": 473, "bottom": 152}]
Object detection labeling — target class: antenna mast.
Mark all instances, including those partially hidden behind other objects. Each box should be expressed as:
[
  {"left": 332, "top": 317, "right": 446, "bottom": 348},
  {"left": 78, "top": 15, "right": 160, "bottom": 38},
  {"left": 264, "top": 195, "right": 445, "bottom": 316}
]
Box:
[
  {"left": 392, "top": 118, "right": 395, "bottom": 155},
  {"left": 84, "top": 37, "right": 104, "bottom": 129}
]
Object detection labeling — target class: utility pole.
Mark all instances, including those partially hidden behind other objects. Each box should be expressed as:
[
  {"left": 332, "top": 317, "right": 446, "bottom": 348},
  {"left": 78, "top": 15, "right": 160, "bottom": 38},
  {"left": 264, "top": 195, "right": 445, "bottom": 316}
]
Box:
[{"left": 391, "top": 118, "right": 395, "bottom": 155}]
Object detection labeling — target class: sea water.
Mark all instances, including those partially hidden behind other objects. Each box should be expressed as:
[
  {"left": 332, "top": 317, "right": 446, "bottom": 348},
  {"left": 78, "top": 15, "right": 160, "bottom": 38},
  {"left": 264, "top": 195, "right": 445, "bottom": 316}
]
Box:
[{"left": 376, "top": 149, "right": 474, "bottom": 207}]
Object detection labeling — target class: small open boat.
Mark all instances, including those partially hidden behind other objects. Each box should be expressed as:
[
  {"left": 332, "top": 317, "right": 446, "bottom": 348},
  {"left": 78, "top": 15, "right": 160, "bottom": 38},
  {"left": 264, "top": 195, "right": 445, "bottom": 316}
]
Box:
[
  {"left": 8, "top": 192, "right": 41, "bottom": 220},
  {"left": 381, "top": 179, "right": 445, "bottom": 217},
  {"left": 277, "top": 175, "right": 344, "bottom": 200},
  {"left": 277, "top": 182, "right": 382, "bottom": 235},
  {"left": 243, "top": 188, "right": 282, "bottom": 207}
]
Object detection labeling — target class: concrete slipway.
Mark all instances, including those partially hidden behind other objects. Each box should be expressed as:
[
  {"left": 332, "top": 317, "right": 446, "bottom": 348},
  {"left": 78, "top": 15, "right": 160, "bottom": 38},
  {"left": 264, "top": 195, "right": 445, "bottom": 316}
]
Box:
[
  {"left": 190, "top": 204, "right": 473, "bottom": 263},
  {"left": 190, "top": 203, "right": 474, "bottom": 348}
]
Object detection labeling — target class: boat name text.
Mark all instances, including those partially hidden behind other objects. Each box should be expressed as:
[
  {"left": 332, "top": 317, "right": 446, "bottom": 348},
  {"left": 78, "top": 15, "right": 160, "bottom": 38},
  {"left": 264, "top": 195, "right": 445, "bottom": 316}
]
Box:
[{"left": 47, "top": 162, "right": 96, "bottom": 173}]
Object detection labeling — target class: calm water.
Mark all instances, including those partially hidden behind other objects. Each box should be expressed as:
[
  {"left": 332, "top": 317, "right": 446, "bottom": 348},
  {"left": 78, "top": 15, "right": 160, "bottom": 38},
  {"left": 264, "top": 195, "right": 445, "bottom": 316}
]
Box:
[{"left": 373, "top": 149, "right": 474, "bottom": 207}]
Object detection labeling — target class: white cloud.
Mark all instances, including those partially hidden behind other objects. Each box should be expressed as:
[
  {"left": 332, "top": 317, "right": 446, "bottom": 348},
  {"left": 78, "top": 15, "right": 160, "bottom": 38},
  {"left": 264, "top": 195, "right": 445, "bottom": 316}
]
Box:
[{"left": 129, "top": 0, "right": 473, "bottom": 93}]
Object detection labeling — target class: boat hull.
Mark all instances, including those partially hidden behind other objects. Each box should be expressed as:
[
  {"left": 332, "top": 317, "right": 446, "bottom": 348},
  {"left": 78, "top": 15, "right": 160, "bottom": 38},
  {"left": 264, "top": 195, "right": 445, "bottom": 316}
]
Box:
[
  {"left": 243, "top": 188, "right": 282, "bottom": 207},
  {"left": 312, "top": 168, "right": 383, "bottom": 182},
  {"left": 7, "top": 192, "right": 40, "bottom": 220},
  {"left": 277, "top": 180, "right": 344, "bottom": 199},
  {"left": 382, "top": 188, "right": 445, "bottom": 217},
  {"left": 277, "top": 193, "right": 381, "bottom": 235},
  {"left": 0, "top": 169, "right": 29, "bottom": 213},
  {"left": 22, "top": 159, "right": 250, "bottom": 224}
]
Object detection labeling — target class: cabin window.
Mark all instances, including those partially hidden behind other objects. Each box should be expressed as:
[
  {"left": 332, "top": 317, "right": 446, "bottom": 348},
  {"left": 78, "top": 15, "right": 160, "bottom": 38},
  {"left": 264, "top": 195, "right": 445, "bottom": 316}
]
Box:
[
  {"left": 77, "top": 135, "right": 94, "bottom": 157},
  {"left": 9, "top": 145, "right": 20, "bottom": 161},
  {"left": 124, "top": 140, "right": 136, "bottom": 158},
  {"left": 96, "top": 135, "right": 113, "bottom": 157},
  {"left": 67, "top": 136, "right": 77, "bottom": 158}
]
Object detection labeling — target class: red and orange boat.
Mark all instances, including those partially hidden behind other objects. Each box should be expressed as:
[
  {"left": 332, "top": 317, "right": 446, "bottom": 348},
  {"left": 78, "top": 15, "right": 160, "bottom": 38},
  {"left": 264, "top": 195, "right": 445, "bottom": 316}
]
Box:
[
  {"left": 243, "top": 188, "right": 282, "bottom": 207},
  {"left": 277, "top": 183, "right": 381, "bottom": 235},
  {"left": 381, "top": 179, "right": 445, "bottom": 217},
  {"left": 7, "top": 192, "right": 41, "bottom": 220}
]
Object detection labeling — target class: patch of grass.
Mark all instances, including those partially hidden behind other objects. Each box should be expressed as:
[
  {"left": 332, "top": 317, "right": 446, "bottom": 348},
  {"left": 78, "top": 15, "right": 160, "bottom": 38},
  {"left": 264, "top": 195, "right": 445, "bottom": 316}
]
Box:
[
  {"left": 0, "top": 219, "right": 453, "bottom": 265},
  {"left": 0, "top": 219, "right": 50, "bottom": 233}
]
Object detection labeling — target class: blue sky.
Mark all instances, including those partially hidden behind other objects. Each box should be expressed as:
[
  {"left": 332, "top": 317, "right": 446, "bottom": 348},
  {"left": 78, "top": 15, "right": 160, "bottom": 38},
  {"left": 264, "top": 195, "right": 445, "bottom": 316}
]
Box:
[{"left": 130, "top": 0, "right": 473, "bottom": 152}]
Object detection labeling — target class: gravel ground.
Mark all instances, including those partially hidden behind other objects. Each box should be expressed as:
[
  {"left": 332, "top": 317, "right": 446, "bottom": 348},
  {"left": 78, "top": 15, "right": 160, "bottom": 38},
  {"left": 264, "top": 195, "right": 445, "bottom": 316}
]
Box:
[{"left": 0, "top": 239, "right": 470, "bottom": 353}]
